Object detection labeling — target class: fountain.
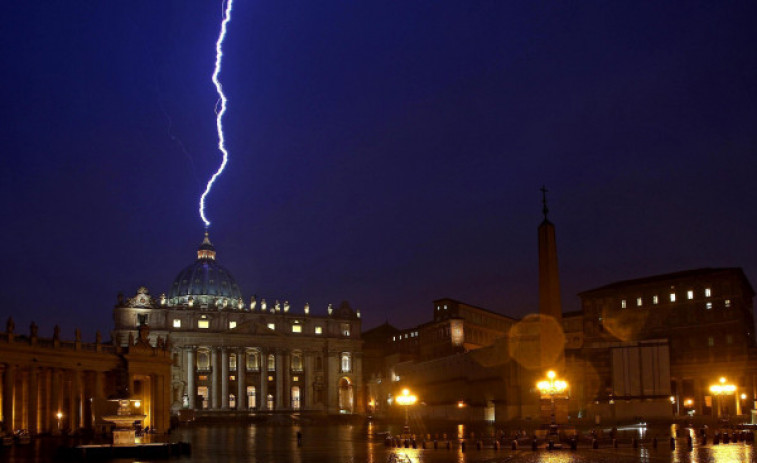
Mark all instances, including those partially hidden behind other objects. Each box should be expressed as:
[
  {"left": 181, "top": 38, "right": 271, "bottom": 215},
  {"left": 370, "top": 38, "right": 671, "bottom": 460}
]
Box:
[{"left": 102, "top": 399, "right": 146, "bottom": 445}]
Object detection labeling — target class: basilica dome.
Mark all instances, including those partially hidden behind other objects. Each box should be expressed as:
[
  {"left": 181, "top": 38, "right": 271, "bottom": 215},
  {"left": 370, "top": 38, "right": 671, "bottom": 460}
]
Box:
[{"left": 168, "top": 232, "right": 243, "bottom": 309}]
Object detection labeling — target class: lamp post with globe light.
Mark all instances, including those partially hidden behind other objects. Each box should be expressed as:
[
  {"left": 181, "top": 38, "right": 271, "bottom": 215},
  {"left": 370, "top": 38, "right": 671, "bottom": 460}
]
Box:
[
  {"left": 395, "top": 388, "right": 417, "bottom": 435},
  {"left": 536, "top": 370, "right": 568, "bottom": 436},
  {"left": 709, "top": 377, "right": 736, "bottom": 420}
]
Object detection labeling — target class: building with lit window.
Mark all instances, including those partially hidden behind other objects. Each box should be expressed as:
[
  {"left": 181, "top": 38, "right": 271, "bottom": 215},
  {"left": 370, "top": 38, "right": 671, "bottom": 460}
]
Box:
[
  {"left": 579, "top": 267, "right": 757, "bottom": 418},
  {"left": 113, "top": 233, "right": 363, "bottom": 417}
]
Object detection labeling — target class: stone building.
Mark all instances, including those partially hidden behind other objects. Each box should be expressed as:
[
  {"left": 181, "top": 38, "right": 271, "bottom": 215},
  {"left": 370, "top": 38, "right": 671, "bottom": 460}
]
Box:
[
  {"left": 580, "top": 267, "right": 757, "bottom": 419},
  {"left": 0, "top": 319, "right": 172, "bottom": 435},
  {"left": 113, "top": 232, "right": 363, "bottom": 417},
  {"left": 363, "top": 195, "right": 757, "bottom": 424}
]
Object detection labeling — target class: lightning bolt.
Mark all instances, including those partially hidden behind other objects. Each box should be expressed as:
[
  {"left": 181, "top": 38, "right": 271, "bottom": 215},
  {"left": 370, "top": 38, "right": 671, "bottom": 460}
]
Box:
[{"left": 199, "top": 0, "right": 234, "bottom": 228}]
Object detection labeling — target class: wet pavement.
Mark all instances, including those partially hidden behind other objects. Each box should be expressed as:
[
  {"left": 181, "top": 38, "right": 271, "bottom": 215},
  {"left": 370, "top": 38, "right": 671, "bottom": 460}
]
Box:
[{"left": 2, "top": 421, "right": 757, "bottom": 462}]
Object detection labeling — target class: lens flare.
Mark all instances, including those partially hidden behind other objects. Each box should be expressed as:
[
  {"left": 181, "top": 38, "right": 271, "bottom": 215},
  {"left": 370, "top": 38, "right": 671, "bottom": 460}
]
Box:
[{"left": 199, "top": 0, "right": 234, "bottom": 228}]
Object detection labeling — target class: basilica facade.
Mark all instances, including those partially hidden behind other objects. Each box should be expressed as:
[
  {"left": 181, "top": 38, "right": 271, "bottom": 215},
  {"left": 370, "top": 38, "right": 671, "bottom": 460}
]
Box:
[{"left": 113, "top": 233, "right": 363, "bottom": 417}]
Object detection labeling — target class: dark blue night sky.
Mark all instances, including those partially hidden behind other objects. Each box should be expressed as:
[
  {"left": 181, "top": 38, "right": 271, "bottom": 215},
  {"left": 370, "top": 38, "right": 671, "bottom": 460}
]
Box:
[{"left": 1, "top": 1, "right": 756, "bottom": 339}]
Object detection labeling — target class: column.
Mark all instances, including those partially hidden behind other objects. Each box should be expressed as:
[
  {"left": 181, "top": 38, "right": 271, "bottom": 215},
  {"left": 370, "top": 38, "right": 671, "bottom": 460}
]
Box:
[
  {"left": 28, "top": 367, "right": 38, "bottom": 434},
  {"left": 259, "top": 349, "right": 267, "bottom": 410},
  {"left": 282, "top": 351, "right": 291, "bottom": 409},
  {"left": 275, "top": 352, "right": 283, "bottom": 409},
  {"left": 50, "top": 369, "right": 60, "bottom": 434},
  {"left": 187, "top": 348, "right": 196, "bottom": 409},
  {"left": 304, "top": 353, "right": 314, "bottom": 410},
  {"left": 72, "top": 370, "right": 82, "bottom": 430},
  {"left": 221, "top": 349, "right": 229, "bottom": 409},
  {"left": 237, "top": 350, "right": 246, "bottom": 411},
  {"left": 211, "top": 348, "right": 219, "bottom": 409},
  {"left": 2, "top": 365, "right": 15, "bottom": 433}
]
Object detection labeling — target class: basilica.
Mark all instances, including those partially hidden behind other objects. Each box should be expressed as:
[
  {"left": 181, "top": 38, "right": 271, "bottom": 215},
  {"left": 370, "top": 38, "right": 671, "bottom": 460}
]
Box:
[{"left": 112, "top": 232, "right": 364, "bottom": 417}]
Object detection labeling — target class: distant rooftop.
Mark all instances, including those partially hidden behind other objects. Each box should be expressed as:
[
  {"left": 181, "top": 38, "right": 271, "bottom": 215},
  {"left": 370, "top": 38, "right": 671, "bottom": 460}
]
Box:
[{"left": 579, "top": 267, "right": 754, "bottom": 296}]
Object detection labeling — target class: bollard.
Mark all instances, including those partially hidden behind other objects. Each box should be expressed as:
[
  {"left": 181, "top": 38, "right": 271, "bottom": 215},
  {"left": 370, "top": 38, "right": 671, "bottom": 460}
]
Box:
[
  {"left": 714, "top": 433, "right": 720, "bottom": 445},
  {"left": 548, "top": 440, "right": 554, "bottom": 450},
  {"left": 633, "top": 437, "right": 638, "bottom": 448},
  {"left": 494, "top": 440, "right": 500, "bottom": 450},
  {"left": 385, "top": 437, "right": 391, "bottom": 447},
  {"left": 653, "top": 437, "right": 658, "bottom": 449},
  {"left": 412, "top": 439, "right": 417, "bottom": 449},
  {"left": 461, "top": 441, "right": 466, "bottom": 452},
  {"left": 476, "top": 440, "right": 482, "bottom": 450},
  {"left": 723, "top": 432, "right": 730, "bottom": 444},
  {"left": 613, "top": 438, "right": 618, "bottom": 448},
  {"left": 512, "top": 440, "right": 518, "bottom": 450},
  {"left": 570, "top": 438, "right": 577, "bottom": 450},
  {"left": 592, "top": 438, "right": 598, "bottom": 449},
  {"left": 404, "top": 439, "right": 409, "bottom": 448},
  {"left": 421, "top": 440, "right": 425, "bottom": 449},
  {"left": 446, "top": 441, "right": 451, "bottom": 450},
  {"left": 702, "top": 435, "right": 707, "bottom": 445},
  {"left": 687, "top": 435, "right": 692, "bottom": 449},
  {"left": 670, "top": 436, "right": 675, "bottom": 450},
  {"left": 532, "top": 439, "right": 538, "bottom": 451},
  {"left": 433, "top": 440, "right": 438, "bottom": 450}
]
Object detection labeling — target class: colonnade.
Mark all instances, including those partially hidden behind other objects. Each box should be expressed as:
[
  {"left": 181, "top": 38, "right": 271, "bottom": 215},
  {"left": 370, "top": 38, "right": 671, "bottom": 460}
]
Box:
[{"left": 0, "top": 364, "right": 106, "bottom": 434}]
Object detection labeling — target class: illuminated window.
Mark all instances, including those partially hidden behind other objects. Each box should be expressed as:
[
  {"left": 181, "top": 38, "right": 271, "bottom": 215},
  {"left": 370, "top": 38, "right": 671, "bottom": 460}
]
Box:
[
  {"left": 315, "top": 326, "right": 323, "bottom": 335},
  {"left": 341, "top": 323, "right": 351, "bottom": 336},
  {"left": 292, "top": 376, "right": 299, "bottom": 382},
  {"left": 229, "top": 321, "right": 237, "bottom": 329},
  {"left": 708, "top": 336, "right": 714, "bottom": 347},
  {"left": 268, "top": 375, "right": 274, "bottom": 381},
  {"left": 267, "top": 394, "right": 274, "bottom": 410},
  {"left": 687, "top": 290, "right": 694, "bottom": 300},
  {"left": 291, "top": 386, "right": 301, "bottom": 410},
  {"left": 267, "top": 354, "right": 275, "bottom": 371},
  {"left": 198, "top": 375, "right": 208, "bottom": 381},
  {"left": 653, "top": 295, "right": 659, "bottom": 304},
  {"left": 392, "top": 336, "right": 396, "bottom": 341},
  {"left": 267, "top": 323, "right": 275, "bottom": 331},
  {"left": 137, "top": 314, "right": 148, "bottom": 327},
  {"left": 291, "top": 352, "right": 303, "bottom": 372},
  {"left": 229, "top": 375, "right": 235, "bottom": 381},
  {"left": 229, "top": 394, "right": 236, "bottom": 409},
  {"left": 198, "top": 320, "right": 210, "bottom": 329},
  {"left": 247, "top": 386, "right": 256, "bottom": 409},
  {"left": 670, "top": 293, "right": 676, "bottom": 302},
  {"left": 229, "top": 354, "right": 236, "bottom": 370},
  {"left": 291, "top": 324, "right": 302, "bottom": 333},
  {"left": 725, "top": 299, "right": 731, "bottom": 308},
  {"left": 444, "top": 305, "right": 448, "bottom": 310},
  {"left": 621, "top": 299, "right": 627, "bottom": 309},
  {"left": 705, "top": 288, "right": 712, "bottom": 297},
  {"left": 246, "top": 351, "right": 259, "bottom": 370},
  {"left": 436, "top": 306, "right": 440, "bottom": 311},
  {"left": 173, "top": 319, "right": 181, "bottom": 328},
  {"left": 341, "top": 353, "right": 351, "bottom": 372},
  {"left": 636, "top": 298, "right": 642, "bottom": 307},
  {"left": 706, "top": 302, "right": 713, "bottom": 310}
]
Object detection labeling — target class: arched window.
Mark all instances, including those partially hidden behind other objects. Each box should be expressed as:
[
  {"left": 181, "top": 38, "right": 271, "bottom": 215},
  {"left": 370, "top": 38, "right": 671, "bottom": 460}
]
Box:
[
  {"left": 246, "top": 351, "right": 259, "bottom": 371},
  {"left": 229, "top": 353, "right": 237, "bottom": 370},
  {"left": 267, "top": 354, "right": 276, "bottom": 371},
  {"left": 267, "top": 394, "right": 274, "bottom": 411},
  {"left": 291, "top": 352, "right": 303, "bottom": 372},
  {"left": 229, "top": 394, "right": 236, "bottom": 409},
  {"left": 341, "top": 353, "right": 351, "bottom": 373},
  {"left": 197, "top": 350, "right": 210, "bottom": 370},
  {"left": 291, "top": 386, "right": 301, "bottom": 410}
]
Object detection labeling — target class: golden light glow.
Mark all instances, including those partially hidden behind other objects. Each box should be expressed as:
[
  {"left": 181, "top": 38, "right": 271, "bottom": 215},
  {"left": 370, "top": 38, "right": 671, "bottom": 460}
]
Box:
[
  {"left": 457, "top": 400, "right": 466, "bottom": 408},
  {"left": 684, "top": 398, "right": 693, "bottom": 407},
  {"left": 56, "top": 412, "right": 63, "bottom": 419},
  {"left": 395, "top": 388, "right": 417, "bottom": 406},
  {"left": 536, "top": 370, "right": 568, "bottom": 396},
  {"left": 134, "top": 400, "right": 141, "bottom": 408},
  {"left": 669, "top": 396, "right": 676, "bottom": 404},
  {"left": 741, "top": 393, "right": 748, "bottom": 400},
  {"left": 710, "top": 377, "right": 736, "bottom": 395}
]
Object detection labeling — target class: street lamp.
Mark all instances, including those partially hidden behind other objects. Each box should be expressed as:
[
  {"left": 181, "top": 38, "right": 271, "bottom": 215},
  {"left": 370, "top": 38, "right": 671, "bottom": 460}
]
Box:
[
  {"left": 536, "top": 370, "right": 568, "bottom": 435},
  {"left": 395, "top": 388, "right": 417, "bottom": 435},
  {"left": 56, "top": 412, "right": 63, "bottom": 432},
  {"left": 709, "top": 377, "right": 736, "bottom": 419}
]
